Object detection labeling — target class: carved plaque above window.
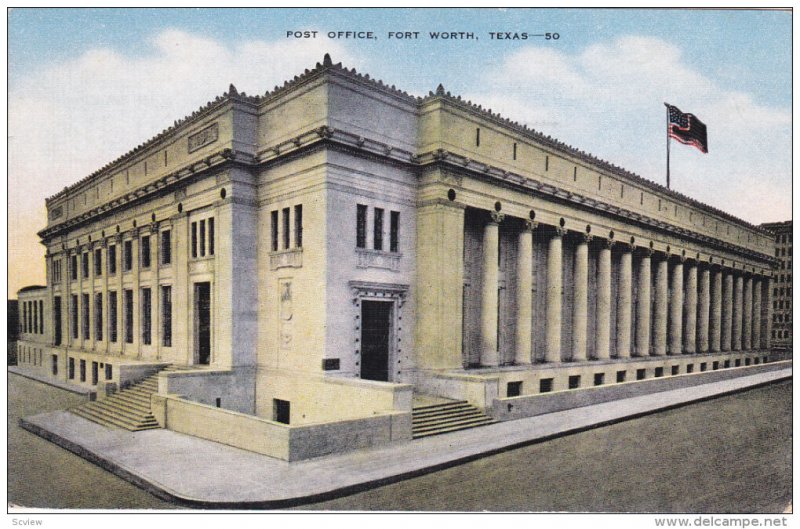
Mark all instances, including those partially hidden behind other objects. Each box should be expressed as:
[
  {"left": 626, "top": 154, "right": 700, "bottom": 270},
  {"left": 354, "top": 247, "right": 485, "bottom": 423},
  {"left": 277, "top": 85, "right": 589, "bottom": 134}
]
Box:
[
  {"left": 188, "top": 123, "right": 219, "bottom": 153},
  {"left": 49, "top": 206, "right": 63, "bottom": 221},
  {"left": 356, "top": 248, "right": 401, "bottom": 271}
]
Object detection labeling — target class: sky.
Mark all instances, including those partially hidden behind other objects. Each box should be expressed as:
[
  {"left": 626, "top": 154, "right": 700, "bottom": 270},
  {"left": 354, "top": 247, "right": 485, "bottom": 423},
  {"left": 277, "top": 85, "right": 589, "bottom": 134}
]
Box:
[{"left": 7, "top": 7, "right": 793, "bottom": 297}]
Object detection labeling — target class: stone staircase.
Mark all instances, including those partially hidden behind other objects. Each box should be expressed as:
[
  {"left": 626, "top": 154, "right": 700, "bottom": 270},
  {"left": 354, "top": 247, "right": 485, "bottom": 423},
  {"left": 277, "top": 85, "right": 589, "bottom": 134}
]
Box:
[
  {"left": 412, "top": 400, "right": 497, "bottom": 439},
  {"left": 70, "top": 366, "right": 191, "bottom": 431}
]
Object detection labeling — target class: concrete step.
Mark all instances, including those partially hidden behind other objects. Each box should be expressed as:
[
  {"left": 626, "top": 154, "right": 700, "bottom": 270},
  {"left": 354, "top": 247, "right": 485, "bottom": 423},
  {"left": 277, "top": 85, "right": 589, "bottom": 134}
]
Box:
[
  {"left": 412, "top": 405, "right": 478, "bottom": 419},
  {"left": 413, "top": 410, "right": 486, "bottom": 426},
  {"left": 412, "top": 402, "right": 474, "bottom": 415},
  {"left": 411, "top": 400, "right": 469, "bottom": 412},
  {"left": 89, "top": 398, "right": 151, "bottom": 420},
  {"left": 412, "top": 415, "right": 496, "bottom": 434},
  {"left": 413, "top": 418, "right": 498, "bottom": 439},
  {"left": 73, "top": 406, "right": 140, "bottom": 429},
  {"left": 113, "top": 391, "right": 152, "bottom": 406}
]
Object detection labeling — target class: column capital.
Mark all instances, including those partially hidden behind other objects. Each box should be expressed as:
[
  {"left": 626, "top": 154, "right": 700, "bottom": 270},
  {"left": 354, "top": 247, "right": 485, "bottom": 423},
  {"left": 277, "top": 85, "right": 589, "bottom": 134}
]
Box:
[
  {"left": 523, "top": 219, "right": 538, "bottom": 232},
  {"left": 100, "top": 238, "right": 108, "bottom": 249},
  {"left": 553, "top": 226, "right": 566, "bottom": 238},
  {"left": 637, "top": 246, "right": 655, "bottom": 258},
  {"left": 114, "top": 233, "right": 123, "bottom": 245},
  {"left": 579, "top": 233, "right": 593, "bottom": 244},
  {"left": 149, "top": 222, "right": 160, "bottom": 234},
  {"left": 488, "top": 211, "right": 505, "bottom": 224}
]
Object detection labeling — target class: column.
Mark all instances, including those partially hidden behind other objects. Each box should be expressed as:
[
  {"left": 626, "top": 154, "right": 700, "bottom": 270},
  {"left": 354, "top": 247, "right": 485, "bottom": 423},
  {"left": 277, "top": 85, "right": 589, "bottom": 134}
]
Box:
[
  {"left": 115, "top": 234, "right": 124, "bottom": 356},
  {"left": 732, "top": 273, "right": 743, "bottom": 351},
  {"left": 635, "top": 249, "right": 652, "bottom": 356},
  {"left": 710, "top": 266, "right": 723, "bottom": 352},
  {"left": 684, "top": 260, "right": 698, "bottom": 354},
  {"left": 764, "top": 276, "right": 774, "bottom": 349},
  {"left": 595, "top": 239, "right": 612, "bottom": 360},
  {"left": 152, "top": 223, "right": 161, "bottom": 360},
  {"left": 132, "top": 229, "right": 141, "bottom": 358},
  {"left": 77, "top": 245, "right": 84, "bottom": 349},
  {"left": 697, "top": 265, "right": 711, "bottom": 353},
  {"left": 743, "top": 275, "right": 753, "bottom": 350},
  {"left": 721, "top": 270, "right": 734, "bottom": 351},
  {"left": 752, "top": 277, "right": 762, "bottom": 349},
  {"left": 102, "top": 239, "right": 110, "bottom": 355},
  {"left": 616, "top": 244, "right": 633, "bottom": 358},
  {"left": 572, "top": 234, "right": 590, "bottom": 361},
  {"left": 66, "top": 249, "right": 73, "bottom": 349},
  {"left": 171, "top": 214, "right": 190, "bottom": 365},
  {"left": 653, "top": 253, "right": 669, "bottom": 356},
  {"left": 668, "top": 257, "right": 684, "bottom": 355},
  {"left": 480, "top": 211, "right": 502, "bottom": 366},
  {"left": 545, "top": 227, "right": 563, "bottom": 363},
  {"left": 514, "top": 221, "right": 534, "bottom": 365},
  {"left": 89, "top": 242, "right": 96, "bottom": 352}
]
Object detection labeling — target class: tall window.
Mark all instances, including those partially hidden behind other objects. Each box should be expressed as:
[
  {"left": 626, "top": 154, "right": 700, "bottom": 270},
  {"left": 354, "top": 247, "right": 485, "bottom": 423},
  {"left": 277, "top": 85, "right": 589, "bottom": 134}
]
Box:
[
  {"left": 282, "top": 208, "right": 290, "bottom": 250},
  {"left": 191, "top": 217, "right": 215, "bottom": 258},
  {"left": 53, "top": 296, "right": 62, "bottom": 346},
  {"left": 374, "top": 208, "right": 384, "bottom": 250},
  {"left": 141, "top": 288, "right": 152, "bottom": 345},
  {"left": 199, "top": 220, "right": 206, "bottom": 257},
  {"left": 161, "top": 286, "right": 172, "bottom": 347},
  {"left": 294, "top": 205, "right": 303, "bottom": 248},
  {"left": 39, "top": 299, "right": 44, "bottom": 334},
  {"left": 191, "top": 221, "right": 198, "bottom": 258},
  {"left": 356, "top": 204, "right": 367, "bottom": 248},
  {"left": 390, "top": 211, "right": 400, "bottom": 253},
  {"left": 271, "top": 210, "right": 279, "bottom": 251},
  {"left": 82, "top": 252, "right": 89, "bottom": 278},
  {"left": 108, "top": 245, "right": 117, "bottom": 274},
  {"left": 123, "top": 240, "right": 133, "bottom": 271},
  {"left": 94, "top": 248, "right": 102, "bottom": 276},
  {"left": 94, "top": 293, "right": 103, "bottom": 341},
  {"left": 52, "top": 259, "right": 62, "bottom": 283},
  {"left": 70, "top": 295, "right": 79, "bottom": 339},
  {"left": 124, "top": 289, "right": 133, "bottom": 344},
  {"left": 70, "top": 255, "right": 78, "bottom": 281},
  {"left": 208, "top": 218, "right": 215, "bottom": 256},
  {"left": 81, "top": 293, "right": 90, "bottom": 339},
  {"left": 141, "top": 235, "right": 151, "bottom": 268},
  {"left": 108, "top": 291, "right": 118, "bottom": 343},
  {"left": 161, "top": 230, "right": 171, "bottom": 265}
]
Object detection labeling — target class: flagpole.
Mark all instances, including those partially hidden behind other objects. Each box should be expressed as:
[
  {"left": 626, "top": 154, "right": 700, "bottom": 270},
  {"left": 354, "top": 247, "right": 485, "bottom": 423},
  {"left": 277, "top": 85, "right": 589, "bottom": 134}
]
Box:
[{"left": 665, "top": 103, "right": 671, "bottom": 189}]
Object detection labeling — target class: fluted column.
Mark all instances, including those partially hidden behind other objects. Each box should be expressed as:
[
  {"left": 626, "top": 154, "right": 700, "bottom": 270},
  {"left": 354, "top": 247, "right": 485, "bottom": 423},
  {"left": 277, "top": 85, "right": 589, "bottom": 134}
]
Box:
[
  {"left": 721, "top": 270, "right": 734, "bottom": 351},
  {"left": 545, "top": 227, "right": 563, "bottom": 363},
  {"left": 697, "top": 265, "right": 710, "bottom": 353},
  {"left": 710, "top": 266, "right": 723, "bottom": 352},
  {"left": 669, "top": 257, "right": 684, "bottom": 355},
  {"left": 684, "top": 260, "right": 697, "bottom": 354},
  {"left": 572, "top": 233, "right": 590, "bottom": 361},
  {"left": 480, "top": 211, "right": 503, "bottom": 366},
  {"left": 514, "top": 221, "right": 535, "bottom": 365},
  {"left": 635, "top": 248, "right": 652, "bottom": 356},
  {"left": 764, "top": 276, "right": 774, "bottom": 349},
  {"left": 743, "top": 275, "right": 753, "bottom": 350},
  {"left": 616, "top": 244, "right": 633, "bottom": 358},
  {"left": 732, "top": 273, "right": 744, "bottom": 351},
  {"left": 752, "top": 277, "right": 762, "bottom": 350},
  {"left": 595, "top": 239, "right": 612, "bottom": 360},
  {"left": 653, "top": 253, "right": 669, "bottom": 356}
]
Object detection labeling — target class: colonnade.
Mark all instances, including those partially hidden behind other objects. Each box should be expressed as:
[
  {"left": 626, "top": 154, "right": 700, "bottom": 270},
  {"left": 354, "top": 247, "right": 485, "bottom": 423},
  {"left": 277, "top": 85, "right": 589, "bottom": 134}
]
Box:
[{"left": 477, "top": 215, "right": 773, "bottom": 366}]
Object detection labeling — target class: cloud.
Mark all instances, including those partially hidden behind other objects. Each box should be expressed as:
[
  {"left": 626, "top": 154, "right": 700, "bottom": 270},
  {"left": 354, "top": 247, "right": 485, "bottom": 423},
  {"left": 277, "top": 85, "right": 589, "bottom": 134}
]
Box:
[
  {"left": 467, "top": 35, "right": 791, "bottom": 225},
  {"left": 8, "top": 29, "right": 360, "bottom": 295}
]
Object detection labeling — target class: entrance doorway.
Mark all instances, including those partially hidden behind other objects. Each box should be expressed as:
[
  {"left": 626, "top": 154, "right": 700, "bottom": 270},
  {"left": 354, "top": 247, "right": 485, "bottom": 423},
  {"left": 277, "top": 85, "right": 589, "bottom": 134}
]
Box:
[
  {"left": 195, "top": 282, "right": 211, "bottom": 365},
  {"left": 360, "top": 300, "right": 393, "bottom": 382}
]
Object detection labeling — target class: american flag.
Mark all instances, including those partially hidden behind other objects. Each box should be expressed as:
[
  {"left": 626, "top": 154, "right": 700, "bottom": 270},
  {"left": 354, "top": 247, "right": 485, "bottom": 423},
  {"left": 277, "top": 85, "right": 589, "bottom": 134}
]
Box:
[{"left": 666, "top": 104, "right": 708, "bottom": 154}]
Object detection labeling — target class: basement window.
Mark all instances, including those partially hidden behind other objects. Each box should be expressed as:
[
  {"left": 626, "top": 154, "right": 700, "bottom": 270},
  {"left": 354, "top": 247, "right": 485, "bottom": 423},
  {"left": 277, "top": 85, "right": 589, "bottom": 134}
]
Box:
[
  {"left": 745, "top": 358, "right": 751, "bottom": 366},
  {"left": 713, "top": 361, "right": 719, "bottom": 370},
  {"left": 593, "top": 373, "right": 605, "bottom": 386},
  {"left": 274, "top": 399, "right": 290, "bottom": 425},
  {"left": 671, "top": 365, "right": 680, "bottom": 376},
  {"left": 654, "top": 367, "right": 664, "bottom": 378},
  {"left": 507, "top": 381, "right": 522, "bottom": 398},
  {"left": 735, "top": 359, "right": 741, "bottom": 367},
  {"left": 724, "top": 360, "right": 731, "bottom": 368},
  {"left": 686, "top": 364, "right": 694, "bottom": 374},
  {"left": 700, "top": 362, "right": 707, "bottom": 372},
  {"left": 568, "top": 375, "right": 581, "bottom": 390},
  {"left": 636, "top": 369, "right": 646, "bottom": 380},
  {"left": 616, "top": 370, "right": 626, "bottom": 383},
  {"left": 539, "top": 378, "right": 553, "bottom": 393}
]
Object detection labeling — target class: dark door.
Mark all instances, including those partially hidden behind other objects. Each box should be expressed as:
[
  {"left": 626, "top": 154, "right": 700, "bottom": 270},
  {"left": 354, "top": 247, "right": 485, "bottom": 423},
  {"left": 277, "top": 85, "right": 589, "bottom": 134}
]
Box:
[
  {"left": 195, "top": 282, "right": 211, "bottom": 365},
  {"left": 361, "top": 300, "right": 392, "bottom": 381}
]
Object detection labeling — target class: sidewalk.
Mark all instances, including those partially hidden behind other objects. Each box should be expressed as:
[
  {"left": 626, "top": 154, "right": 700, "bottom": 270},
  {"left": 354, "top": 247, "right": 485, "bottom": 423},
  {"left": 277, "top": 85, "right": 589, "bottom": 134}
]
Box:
[{"left": 20, "top": 366, "right": 791, "bottom": 509}]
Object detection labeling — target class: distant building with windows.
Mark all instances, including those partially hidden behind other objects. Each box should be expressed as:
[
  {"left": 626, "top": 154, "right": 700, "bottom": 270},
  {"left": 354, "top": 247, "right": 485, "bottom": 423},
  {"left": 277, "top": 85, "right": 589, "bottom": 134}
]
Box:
[
  {"left": 16, "top": 54, "right": 782, "bottom": 461},
  {"left": 760, "top": 220, "right": 792, "bottom": 350}
]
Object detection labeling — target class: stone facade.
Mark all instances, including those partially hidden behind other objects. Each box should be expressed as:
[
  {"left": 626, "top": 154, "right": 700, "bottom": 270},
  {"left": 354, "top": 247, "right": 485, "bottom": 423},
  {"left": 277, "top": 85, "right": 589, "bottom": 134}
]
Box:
[
  {"left": 760, "top": 220, "right": 792, "bottom": 350},
  {"left": 17, "top": 54, "right": 779, "bottom": 453}
]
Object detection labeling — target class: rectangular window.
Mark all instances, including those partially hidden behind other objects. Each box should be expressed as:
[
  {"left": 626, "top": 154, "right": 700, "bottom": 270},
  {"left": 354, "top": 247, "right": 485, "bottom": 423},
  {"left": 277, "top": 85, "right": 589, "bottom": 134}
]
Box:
[
  {"left": 70, "top": 295, "right": 79, "bottom": 339},
  {"left": 124, "top": 289, "right": 134, "bottom": 344},
  {"left": 568, "top": 375, "right": 581, "bottom": 389},
  {"left": 141, "top": 235, "right": 151, "bottom": 268},
  {"left": 82, "top": 252, "right": 89, "bottom": 278},
  {"left": 94, "top": 293, "right": 103, "bottom": 341},
  {"left": 80, "top": 359, "right": 86, "bottom": 382},
  {"left": 374, "top": 208, "right": 384, "bottom": 250},
  {"left": 271, "top": 211, "right": 279, "bottom": 251},
  {"left": 539, "top": 378, "right": 553, "bottom": 393},
  {"left": 91, "top": 361, "right": 98, "bottom": 385},
  {"left": 141, "top": 288, "right": 152, "bottom": 345},
  {"left": 507, "top": 381, "right": 522, "bottom": 397},
  {"left": 593, "top": 373, "right": 605, "bottom": 386},
  {"left": 52, "top": 354, "right": 58, "bottom": 376},
  {"left": 671, "top": 365, "right": 679, "bottom": 376},
  {"left": 700, "top": 362, "right": 708, "bottom": 372},
  {"left": 108, "top": 291, "right": 118, "bottom": 343},
  {"left": 636, "top": 368, "right": 646, "bottom": 380},
  {"left": 282, "top": 208, "right": 290, "bottom": 250},
  {"left": 712, "top": 361, "right": 719, "bottom": 370},
  {"left": 199, "top": 220, "right": 206, "bottom": 257},
  {"left": 475, "top": 127, "right": 480, "bottom": 147},
  {"left": 294, "top": 205, "right": 303, "bottom": 248},
  {"left": 53, "top": 296, "right": 62, "bottom": 345},
  {"left": 390, "top": 211, "right": 400, "bottom": 253},
  {"left": 687, "top": 364, "right": 695, "bottom": 373},
  {"left": 208, "top": 217, "right": 214, "bottom": 256},
  {"left": 108, "top": 245, "right": 117, "bottom": 275},
  {"left": 81, "top": 293, "right": 90, "bottom": 339},
  {"left": 356, "top": 205, "right": 367, "bottom": 248},
  {"left": 162, "top": 286, "right": 172, "bottom": 347},
  {"left": 37, "top": 300, "right": 42, "bottom": 333},
  {"left": 616, "top": 370, "right": 626, "bottom": 383},
  {"left": 274, "top": 399, "right": 291, "bottom": 425},
  {"left": 191, "top": 221, "right": 198, "bottom": 258},
  {"left": 94, "top": 248, "right": 102, "bottom": 276},
  {"left": 161, "top": 230, "right": 171, "bottom": 265},
  {"left": 105, "top": 364, "right": 113, "bottom": 380},
  {"left": 68, "top": 357, "right": 75, "bottom": 379},
  {"left": 124, "top": 240, "right": 133, "bottom": 271},
  {"left": 654, "top": 367, "right": 664, "bottom": 378},
  {"left": 70, "top": 255, "right": 78, "bottom": 280},
  {"left": 724, "top": 360, "right": 731, "bottom": 368}
]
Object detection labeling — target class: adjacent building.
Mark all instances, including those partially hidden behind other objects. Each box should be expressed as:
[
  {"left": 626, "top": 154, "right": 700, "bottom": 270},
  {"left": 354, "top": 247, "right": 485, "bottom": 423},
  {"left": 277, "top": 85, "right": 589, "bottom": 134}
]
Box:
[
  {"left": 760, "top": 220, "right": 792, "bottom": 350},
  {"left": 16, "top": 54, "right": 781, "bottom": 460}
]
